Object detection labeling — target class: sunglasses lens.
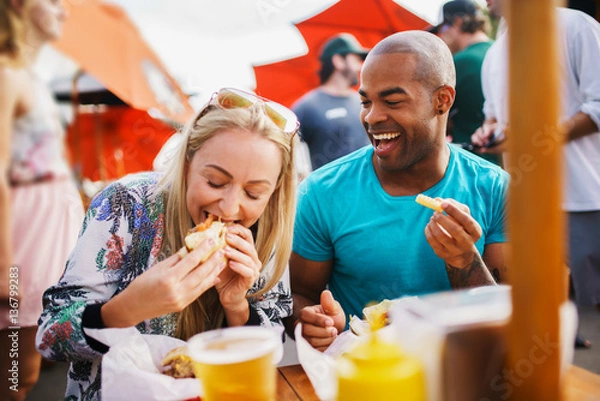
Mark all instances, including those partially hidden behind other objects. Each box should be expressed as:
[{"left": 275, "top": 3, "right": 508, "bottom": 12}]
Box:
[
  {"left": 264, "top": 102, "right": 298, "bottom": 133},
  {"left": 217, "top": 88, "right": 298, "bottom": 134},
  {"left": 217, "top": 88, "right": 255, "bottom": 109}
]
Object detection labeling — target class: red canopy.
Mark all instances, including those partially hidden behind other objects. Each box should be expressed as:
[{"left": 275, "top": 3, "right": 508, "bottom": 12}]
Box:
[{"left": 254, "top": 0, "right": 429, "bottom": 107}]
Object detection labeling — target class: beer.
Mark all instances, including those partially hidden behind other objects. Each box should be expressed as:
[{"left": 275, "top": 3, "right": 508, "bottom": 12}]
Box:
[{"left": 188, "top": 326, "right": 282, "bottom": 401}]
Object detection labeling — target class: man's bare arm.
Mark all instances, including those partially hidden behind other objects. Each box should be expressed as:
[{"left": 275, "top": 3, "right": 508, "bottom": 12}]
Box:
[
  {"left": 446, "top": 242, "right": 506, "bottom": 288},
  {"left": 563, "top": 111, "right": 598, "bottom": 142},
  {"left": 284, "top": 252, "right": 333, "bottom": 339}
]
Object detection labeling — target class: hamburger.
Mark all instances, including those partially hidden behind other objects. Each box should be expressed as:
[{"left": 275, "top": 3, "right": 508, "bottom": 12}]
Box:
[
  {"left": 161, "top": 346, "right": 195, "bottom": 378},
  {"left": 177, "top": 214, "right": 229, "bottom": 261}
]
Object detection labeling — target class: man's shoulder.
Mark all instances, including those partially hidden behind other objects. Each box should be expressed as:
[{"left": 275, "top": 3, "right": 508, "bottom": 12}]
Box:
[
  {"left": 486, "top": 32, "right": 507, "bottom": 54},
  {"left": 292, "top": 89, "right": 326, "bottom": 110},
  {"left": 293, "top": 88, "right": 360, "bottom": 109},
  {"left": 455, "top": 41, "right": 493, "bottom": 62},
  {"left": 450, "top": 145, "right": 508, "bottom": 181},
  {"left": 557, "top": 7, "right": 600, "bottom": 34},
  {"left": 557, "top": 6, "right": 594, "bottom": 20}
]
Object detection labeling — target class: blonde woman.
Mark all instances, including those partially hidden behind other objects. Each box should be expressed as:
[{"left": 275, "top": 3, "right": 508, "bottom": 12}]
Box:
[
  {"left": 0, "top": 1, "right": 84, "bottom": 400},
  {"left": 36, "top": 88, "right": 298, "bottom": 400}
]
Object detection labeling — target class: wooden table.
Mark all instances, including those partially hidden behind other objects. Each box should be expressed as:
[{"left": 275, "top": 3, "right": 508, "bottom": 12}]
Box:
[
  {"left": 277, "top": 364, "right": 600, "bottom": 401},
  {"left": 562, "top": 365, "right": 600, "bottom": 401},
  {"left": 277, "top": 365, "right": 319, "bottom": 401}
]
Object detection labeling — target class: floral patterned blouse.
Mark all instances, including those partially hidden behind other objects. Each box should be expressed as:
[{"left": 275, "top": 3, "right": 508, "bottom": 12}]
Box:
[{"left": 36, "top": 172, "right": 293, "bottom": 401}]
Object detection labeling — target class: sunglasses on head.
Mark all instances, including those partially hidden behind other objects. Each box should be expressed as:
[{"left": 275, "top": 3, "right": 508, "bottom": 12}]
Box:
[{"left": 199, "top": 87, "right": 299, "bottom": 135}]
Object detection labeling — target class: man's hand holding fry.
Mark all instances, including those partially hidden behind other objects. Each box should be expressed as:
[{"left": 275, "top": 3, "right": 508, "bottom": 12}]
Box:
[{"left": 424, "top": 199, "right": 483, "bottom": 269}]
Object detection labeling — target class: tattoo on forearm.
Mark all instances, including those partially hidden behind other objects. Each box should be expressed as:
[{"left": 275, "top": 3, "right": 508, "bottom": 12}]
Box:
[
  {"left": 491, "top": 267, "right": 501, "bottom": 283},
  {"left": 446, "top": 254, "right": 497, "bottom": 289}
]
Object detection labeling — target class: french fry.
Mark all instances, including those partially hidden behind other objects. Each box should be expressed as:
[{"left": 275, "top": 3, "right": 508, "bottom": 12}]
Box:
[{"left": 415, "top": 194, "right": 443, "bottom": 212}]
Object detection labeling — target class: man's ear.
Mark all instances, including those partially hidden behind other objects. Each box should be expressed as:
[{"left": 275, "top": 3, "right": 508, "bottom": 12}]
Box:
[
  {"left": 331, "top": 53, "right": 346, "bottom": 70},
  {"left": 452, "top": 17, "right": 464, "bottom": 30},
  {"left": 434, "top": 84, "right": 455, "bottom": 115},
  {"left": 9, "top": 0, "right": 26, "bottom": 17}
]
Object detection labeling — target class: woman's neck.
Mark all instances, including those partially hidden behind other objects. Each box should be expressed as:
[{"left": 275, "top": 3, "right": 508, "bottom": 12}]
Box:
[{"left": 21, "top": 30, "right": 45, "bottom": 66}]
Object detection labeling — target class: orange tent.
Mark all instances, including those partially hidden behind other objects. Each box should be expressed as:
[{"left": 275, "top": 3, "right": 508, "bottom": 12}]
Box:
[
  {"left": 67, "top": 106, "right": 176, "bottom": 184},
  {"left": 53, "top": 0, "right": 194, "bottom": 125}
]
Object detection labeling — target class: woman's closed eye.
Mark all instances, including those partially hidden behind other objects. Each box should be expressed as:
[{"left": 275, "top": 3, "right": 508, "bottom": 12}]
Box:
[
  {"left": 208, "top": 180, "right": 266, "bottom": 200},
  {"left": 208, "top": 181, "right": 225, "bottom": 189},
  {"left": 245, "top": 191, "right": 261, "bottom": 200},
  {"left": 245, "top": 185, "right": 272, "bottom": 201}
]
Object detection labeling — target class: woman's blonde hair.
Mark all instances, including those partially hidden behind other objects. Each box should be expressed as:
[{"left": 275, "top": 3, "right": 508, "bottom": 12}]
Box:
[
  {"left": 156, "top": 101, "right": 297, "bottom": 340},
  {"left": 0, "top": 0, "right": 27, "bottom": 67}
]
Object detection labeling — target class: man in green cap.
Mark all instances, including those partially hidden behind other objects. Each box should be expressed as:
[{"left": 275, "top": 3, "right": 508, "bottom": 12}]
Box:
[{"left": 292, "top": 33, "right": 370, "bottom": 170}]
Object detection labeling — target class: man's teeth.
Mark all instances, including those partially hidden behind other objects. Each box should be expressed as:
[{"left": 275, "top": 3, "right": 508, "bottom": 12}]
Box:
[{"left": 373, "top": 132, "right": 400, "bottom": 140}]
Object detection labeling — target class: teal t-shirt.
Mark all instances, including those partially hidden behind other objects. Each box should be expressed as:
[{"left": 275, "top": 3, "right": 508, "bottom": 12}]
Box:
[{"left": 293, "top": 144, "right": 508, "bottom": 320}]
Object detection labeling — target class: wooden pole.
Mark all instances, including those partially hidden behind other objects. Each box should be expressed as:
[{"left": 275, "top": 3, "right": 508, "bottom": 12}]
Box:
[{"left": 506, "top": 1, "right": 565, "bottom": 400}]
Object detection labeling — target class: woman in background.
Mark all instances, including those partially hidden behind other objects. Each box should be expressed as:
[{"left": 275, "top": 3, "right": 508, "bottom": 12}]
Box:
[{"left": 0, "top": 1, "right": 84, "bottom": 400}]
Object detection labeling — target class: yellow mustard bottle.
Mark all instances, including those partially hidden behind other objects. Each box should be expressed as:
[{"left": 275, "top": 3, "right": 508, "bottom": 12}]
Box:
[{"left": 336, "top": 334, "right": 426, "bottom": 401}]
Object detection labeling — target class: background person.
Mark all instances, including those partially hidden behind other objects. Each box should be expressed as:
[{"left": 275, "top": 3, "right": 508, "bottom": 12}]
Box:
[
  {"left": 568, "top": 0, "right": 597, "bottom": 18},
  {"left": 472, "top": 2, "right": 600, "bottom": 348},
  {"left": 485, "top": 0, "right": 503, "bottom": 38},
  {"left": 287, "top": 31, "right": 508, "bottom": 351},
  {"left": 429, "top": 0, "right": 500, "bottom": 166},
  {"left": 36, "top": 89, "right": 298, "bottom": 400},
  {"left": 292, "top": 32, "right": 370, "bottom": 170},
  {"left": 0, "top": 1, "right": 84, "bottom": 400}
]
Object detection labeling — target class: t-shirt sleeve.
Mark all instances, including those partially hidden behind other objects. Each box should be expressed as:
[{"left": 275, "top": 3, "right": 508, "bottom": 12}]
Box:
[
  {"left": 485, "top": 170, "right": 509, "bottom": 244},
  {"left": 570, "top": 15, "right": 600, "bottom": 130},
  {"left": 292, "top": 178, "right": 334, "bottom": 261},
  {"left": 292, "top": 101, "right": 311, "bottom": 143},
  {"left": 481, "top": 50, "right": 496, "bottom": 121}
]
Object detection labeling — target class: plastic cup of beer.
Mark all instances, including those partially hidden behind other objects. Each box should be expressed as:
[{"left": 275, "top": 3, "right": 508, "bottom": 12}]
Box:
[{"left": 187, "top": 326, "right": 283, "bottom": 401}]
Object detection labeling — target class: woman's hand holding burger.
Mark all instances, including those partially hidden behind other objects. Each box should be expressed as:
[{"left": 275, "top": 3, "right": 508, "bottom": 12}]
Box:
[
  {"left": 215, "top": 223, "right": 262, "bottom": 326},
  {"left": 101, "top": 236, "right": 227, "bottom": 328}
]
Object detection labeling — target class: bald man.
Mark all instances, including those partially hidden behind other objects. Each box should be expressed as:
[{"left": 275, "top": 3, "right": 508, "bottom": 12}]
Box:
[{"left": 287, "top": 31, "right": 509, "bottom": 351}]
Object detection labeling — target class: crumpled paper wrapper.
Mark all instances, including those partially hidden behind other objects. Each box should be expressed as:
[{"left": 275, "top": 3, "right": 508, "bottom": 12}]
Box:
[
  {"left": 294, "top": 305, "right": 444, "bottom": 401},
  {"left": 85, "top": 327, "right": 202, "bottom": 401},
  {"left": 294, "top": 323, "right": 337, "bottom": 401}
]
